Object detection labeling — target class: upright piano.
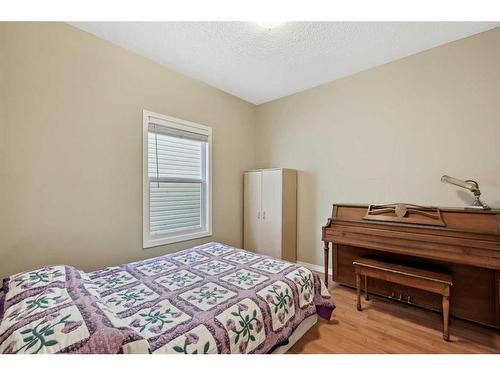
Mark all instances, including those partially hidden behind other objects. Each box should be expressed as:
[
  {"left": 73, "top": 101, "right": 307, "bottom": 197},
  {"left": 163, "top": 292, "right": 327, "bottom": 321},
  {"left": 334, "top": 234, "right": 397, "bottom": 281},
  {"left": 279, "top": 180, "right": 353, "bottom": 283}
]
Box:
[{"left": 322, "top": 203, "right": 500, "bottom": 328}]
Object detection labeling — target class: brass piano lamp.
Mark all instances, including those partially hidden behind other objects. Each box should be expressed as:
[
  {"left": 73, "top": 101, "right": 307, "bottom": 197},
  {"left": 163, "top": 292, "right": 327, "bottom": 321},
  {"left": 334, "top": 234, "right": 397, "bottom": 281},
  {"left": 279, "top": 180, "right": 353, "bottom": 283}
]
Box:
[{"left": 441, "top": 175, "right": 490, "bottom": 210}]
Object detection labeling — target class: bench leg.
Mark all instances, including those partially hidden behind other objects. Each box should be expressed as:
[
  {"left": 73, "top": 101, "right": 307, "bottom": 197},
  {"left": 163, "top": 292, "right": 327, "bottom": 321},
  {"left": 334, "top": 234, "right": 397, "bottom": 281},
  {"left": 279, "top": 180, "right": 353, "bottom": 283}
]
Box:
[
  {"left": 356, "top": 272, "right": 362, "bottom": 311},
  {"left": 364, "top": 275, "right": 369, "bottom": 301},
  {"left": 442, "top": 295, "right": 450, "bottom": 341}
]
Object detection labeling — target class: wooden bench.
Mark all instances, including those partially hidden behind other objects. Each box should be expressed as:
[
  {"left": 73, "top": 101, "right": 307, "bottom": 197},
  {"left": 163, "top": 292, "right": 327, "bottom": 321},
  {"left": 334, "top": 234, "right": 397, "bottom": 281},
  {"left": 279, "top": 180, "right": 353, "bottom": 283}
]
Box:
[{"left": 353, "top": 257, "right": 453, "bottom": 341}]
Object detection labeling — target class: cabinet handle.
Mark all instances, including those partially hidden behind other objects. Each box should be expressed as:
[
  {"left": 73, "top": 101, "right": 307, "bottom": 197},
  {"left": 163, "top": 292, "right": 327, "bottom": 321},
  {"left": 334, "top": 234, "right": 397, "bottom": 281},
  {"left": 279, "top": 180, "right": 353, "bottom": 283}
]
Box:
[
  {"left": 263, "top": 211, "right": 266, "bottom": 220},
  {"left": 257, "top": 212, "right": 260, "bottom": 219}
]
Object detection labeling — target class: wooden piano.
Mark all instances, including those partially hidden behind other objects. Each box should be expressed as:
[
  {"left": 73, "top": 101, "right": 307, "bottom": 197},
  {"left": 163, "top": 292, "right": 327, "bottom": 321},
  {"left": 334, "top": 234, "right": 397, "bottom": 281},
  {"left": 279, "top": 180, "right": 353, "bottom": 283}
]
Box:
[{"left": 322, "top": 203, "right": 500, "bottom": 329}]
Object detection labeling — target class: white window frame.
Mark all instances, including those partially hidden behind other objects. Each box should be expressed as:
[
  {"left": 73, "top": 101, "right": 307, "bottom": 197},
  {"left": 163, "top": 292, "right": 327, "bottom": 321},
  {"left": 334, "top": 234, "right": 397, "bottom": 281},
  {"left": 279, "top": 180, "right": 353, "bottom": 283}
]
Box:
[{"left": 142, "top": 110, "right": 212, "bottom": 248}]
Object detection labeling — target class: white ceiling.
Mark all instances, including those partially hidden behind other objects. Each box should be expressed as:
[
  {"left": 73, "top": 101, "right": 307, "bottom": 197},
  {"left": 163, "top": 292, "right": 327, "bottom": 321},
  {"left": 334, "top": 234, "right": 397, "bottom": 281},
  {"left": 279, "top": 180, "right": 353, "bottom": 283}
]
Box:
[{"left": 70, "top": 22, "right": 498, "bottom": 105}]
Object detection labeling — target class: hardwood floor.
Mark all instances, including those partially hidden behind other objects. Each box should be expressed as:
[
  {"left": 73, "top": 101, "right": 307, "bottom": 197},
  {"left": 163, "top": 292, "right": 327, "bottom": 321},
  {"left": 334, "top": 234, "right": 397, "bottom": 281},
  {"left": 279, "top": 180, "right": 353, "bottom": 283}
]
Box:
[{"left": 289, "top": 282, "right": 500, "bottom": 354}]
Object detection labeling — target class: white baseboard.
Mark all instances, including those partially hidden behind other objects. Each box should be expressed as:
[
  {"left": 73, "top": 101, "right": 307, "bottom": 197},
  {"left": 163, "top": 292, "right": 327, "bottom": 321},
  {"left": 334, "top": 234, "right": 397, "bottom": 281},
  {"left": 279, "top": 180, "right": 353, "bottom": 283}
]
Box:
[{"left": 297, "top": 260, "right": 331, "bottom": 276}]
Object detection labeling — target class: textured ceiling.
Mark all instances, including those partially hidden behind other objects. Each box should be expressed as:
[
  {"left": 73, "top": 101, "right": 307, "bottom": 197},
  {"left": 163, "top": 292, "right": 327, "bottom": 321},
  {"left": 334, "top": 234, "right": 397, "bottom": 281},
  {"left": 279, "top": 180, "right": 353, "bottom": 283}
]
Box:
[{"left": 70, "top": 22, "right": 498, "bottom": 105}]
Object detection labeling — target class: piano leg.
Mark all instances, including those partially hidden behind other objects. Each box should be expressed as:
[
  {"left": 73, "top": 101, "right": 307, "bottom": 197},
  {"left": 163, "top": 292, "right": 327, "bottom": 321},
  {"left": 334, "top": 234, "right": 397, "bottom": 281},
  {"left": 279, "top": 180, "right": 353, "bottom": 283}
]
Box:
[
  {"left": 323, "top": 241, "right": 330, "bottom": 287},
  {"left": 356, "top": 272, "right": 362, "bottom": 311},
  {"left": 442, "top": 295, "right": 450, "bottom": 341}
]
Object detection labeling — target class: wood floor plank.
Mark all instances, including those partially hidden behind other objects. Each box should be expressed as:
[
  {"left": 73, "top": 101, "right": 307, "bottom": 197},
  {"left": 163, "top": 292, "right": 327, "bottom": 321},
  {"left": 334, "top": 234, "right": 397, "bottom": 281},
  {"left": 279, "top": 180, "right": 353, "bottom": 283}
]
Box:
[{"left": 288, "top": 282, "right": 499, "bottom": 354}]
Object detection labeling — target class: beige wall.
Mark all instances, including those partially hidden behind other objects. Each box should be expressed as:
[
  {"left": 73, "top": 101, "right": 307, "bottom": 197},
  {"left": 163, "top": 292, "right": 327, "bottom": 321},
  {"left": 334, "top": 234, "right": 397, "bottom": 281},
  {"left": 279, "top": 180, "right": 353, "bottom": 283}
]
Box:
[
  {"left": 255, "top": 28, "right": 500, "bottom": 266},
  {"left": 0, "top": 22, "right": 256, "bottom": 277}
]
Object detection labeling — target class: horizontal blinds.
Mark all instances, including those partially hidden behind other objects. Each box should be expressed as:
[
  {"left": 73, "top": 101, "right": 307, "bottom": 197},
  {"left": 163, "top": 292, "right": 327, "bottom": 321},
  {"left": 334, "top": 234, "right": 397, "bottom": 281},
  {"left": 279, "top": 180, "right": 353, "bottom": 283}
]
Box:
[
  {"left": 148, "top": 123, "right": 209, "bottom": 143},
  {"left": 148, "top": 123, "right": 206, "bottom": 236},
  {"left": 149, "top": 182, "right": 202, "bottom": 235},
  {"left": 148, "top": 128, "right": 203, "bottom": 180}
]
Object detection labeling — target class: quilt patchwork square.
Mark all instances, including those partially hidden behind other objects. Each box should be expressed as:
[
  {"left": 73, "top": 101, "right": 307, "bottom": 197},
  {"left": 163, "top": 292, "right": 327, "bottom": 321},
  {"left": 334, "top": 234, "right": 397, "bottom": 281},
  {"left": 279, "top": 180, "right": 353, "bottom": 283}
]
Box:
[
  {"left": 221, "top": 270, "right": 268, "bottom": 290},
  {"left": 154, "top": 270, "right": 203, "bottom": 291},
  {"left": 223, "top": 251, "right": 260, "bottom": 264},
  {"left": 102, "top": 284, "right": 159, "bottom": 313},
  {"left": 0, "top": 288, "right": 71, "bottom": 334},
  {"left": 250, "top": 259, "right": 293, "bottom": 274},
  {"left": 0, "top": 305, "right": 90, "bottom": 354},
  {"left": 257, "top": 281, "right": 295, "bottom": 331},
  {"left": 193, "top": 260, "right": 235, "bottom": 276},
  {"left": 216, "top": 298, "right": 265, "bottom": 353},
  {"left": 285, "top": 267, "right": 314, "bottom": 308},
  {"left": 135, "top": 260, "right": 177, "bottom": 276},
  {"left": 180, "top": 282, "right": 236, "bottom": 311},
  {"left": 154, "top": 324, "right": 218, "bottom": 354},
  {"left": 172, "top": 252, "right": 209, "bottom": 266},
  {"left": 199, "top": 243, "right": 235, "bottom": 257},
  {"left": 92, "top": 270, "right": 137, "bottom": 293},
  {"left": 5, "top": 266, "right": 66, "bottom": 300},
  {"left": 125, "top": 299, "right": 190, "bottom": 339}
]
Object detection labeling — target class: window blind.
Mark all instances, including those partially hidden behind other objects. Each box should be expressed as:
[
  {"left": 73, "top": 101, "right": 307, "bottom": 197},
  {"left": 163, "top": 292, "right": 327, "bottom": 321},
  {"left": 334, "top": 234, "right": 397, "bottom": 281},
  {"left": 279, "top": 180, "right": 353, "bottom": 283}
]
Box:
[{"left": 148, "top": 125, "right": 207, "bottom": 236}]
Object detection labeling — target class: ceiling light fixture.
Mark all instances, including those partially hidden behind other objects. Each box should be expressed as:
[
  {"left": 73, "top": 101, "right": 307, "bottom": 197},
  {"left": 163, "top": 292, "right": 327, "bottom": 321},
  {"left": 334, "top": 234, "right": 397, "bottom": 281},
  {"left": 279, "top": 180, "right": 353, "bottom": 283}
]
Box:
[{"left": 256, "top": 21, "right": 284, "bottom": 30}]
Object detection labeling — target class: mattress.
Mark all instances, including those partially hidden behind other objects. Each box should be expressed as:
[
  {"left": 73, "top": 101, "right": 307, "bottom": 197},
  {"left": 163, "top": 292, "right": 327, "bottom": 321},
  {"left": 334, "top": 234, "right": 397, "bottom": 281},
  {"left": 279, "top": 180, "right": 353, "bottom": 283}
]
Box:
[{"left": 0, "top": 242, "right": 334, "bottom": 354}]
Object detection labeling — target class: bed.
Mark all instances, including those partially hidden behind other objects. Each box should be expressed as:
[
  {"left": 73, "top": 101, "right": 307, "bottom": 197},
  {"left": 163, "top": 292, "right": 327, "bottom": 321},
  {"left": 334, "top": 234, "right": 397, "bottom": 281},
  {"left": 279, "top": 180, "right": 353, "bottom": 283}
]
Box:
[{"left": 0, "top": 242, "right": 334, "bottom": 354}]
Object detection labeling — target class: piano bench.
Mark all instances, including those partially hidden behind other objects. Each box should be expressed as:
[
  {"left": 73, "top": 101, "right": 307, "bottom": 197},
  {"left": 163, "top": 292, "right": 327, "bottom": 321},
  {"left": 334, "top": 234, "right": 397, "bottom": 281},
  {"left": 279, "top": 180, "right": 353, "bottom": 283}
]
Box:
[{"left": 353, "top": 257, "right": 453, "bottom": 341}]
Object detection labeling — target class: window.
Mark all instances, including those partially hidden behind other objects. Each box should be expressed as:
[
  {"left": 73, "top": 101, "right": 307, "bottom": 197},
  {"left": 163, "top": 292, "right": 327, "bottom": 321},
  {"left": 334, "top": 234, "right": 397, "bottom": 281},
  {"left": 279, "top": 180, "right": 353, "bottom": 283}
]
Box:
[{"left": 143, "top": 110, "right": 212, "bottom": 248}]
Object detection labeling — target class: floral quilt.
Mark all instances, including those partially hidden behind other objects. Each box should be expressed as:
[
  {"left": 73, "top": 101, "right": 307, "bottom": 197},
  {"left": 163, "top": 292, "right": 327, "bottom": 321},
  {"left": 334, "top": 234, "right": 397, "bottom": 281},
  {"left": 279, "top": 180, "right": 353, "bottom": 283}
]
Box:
[
  {"left": 0, "top": 242, "right": 334, "bottom": 354},
  {"left": 0, "top": 265, "right": 149, "bottom": 354}
]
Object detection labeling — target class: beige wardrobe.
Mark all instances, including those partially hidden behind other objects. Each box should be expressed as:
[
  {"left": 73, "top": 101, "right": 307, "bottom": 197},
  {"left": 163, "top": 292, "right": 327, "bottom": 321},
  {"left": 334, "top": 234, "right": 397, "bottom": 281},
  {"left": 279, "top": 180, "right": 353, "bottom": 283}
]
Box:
[{"left": 243, "top": 168, "right": 297, "bottom": 262}]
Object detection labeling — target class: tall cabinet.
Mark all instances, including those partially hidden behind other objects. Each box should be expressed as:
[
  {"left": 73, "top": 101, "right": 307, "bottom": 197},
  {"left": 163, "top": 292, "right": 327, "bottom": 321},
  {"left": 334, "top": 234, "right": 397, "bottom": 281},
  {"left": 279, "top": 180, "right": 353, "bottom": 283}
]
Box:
[{"left": 243, "top": 168, "right": 297, "bottom": 262}]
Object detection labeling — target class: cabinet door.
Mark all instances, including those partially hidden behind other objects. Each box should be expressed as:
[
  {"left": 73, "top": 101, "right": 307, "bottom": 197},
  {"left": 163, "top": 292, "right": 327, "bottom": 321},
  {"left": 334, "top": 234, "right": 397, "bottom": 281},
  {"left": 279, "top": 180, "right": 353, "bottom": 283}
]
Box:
[
  {"left": 243, "top": 171, "right": 262, "bottom": 252},
  {"left": 261, "top": 169, "right": 283, "bottom": 258}
]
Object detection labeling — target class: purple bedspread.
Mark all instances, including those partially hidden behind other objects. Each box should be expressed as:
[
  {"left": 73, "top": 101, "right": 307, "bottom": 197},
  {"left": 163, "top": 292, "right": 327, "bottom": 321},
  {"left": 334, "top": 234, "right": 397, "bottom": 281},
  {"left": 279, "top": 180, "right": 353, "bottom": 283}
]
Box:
[{"left": 0, "top": 242, "right": 334, "bottom": 354}]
